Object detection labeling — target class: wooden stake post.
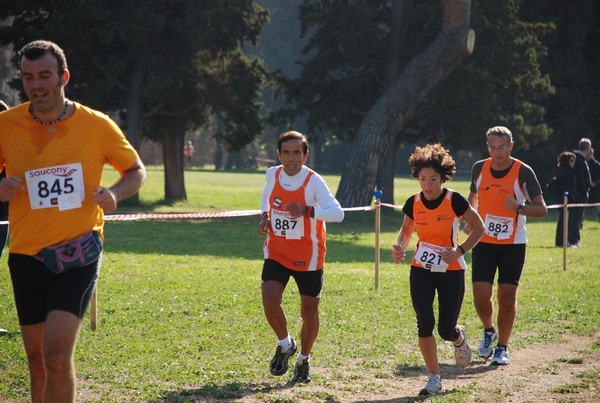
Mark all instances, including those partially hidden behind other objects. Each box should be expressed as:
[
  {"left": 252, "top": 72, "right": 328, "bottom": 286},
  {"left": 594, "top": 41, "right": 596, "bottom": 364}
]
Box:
[
  {"left": 90, "top": 287, "right": 97, "bottom": 330},
  {"left": 562, "top": 192, "right": 568, "bottom": 271}
]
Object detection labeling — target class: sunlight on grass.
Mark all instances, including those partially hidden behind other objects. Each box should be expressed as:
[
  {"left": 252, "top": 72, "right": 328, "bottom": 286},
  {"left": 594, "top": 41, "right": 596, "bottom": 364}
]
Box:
[{"left": 0, "top": 168, "right": 598, "bottom": 402}]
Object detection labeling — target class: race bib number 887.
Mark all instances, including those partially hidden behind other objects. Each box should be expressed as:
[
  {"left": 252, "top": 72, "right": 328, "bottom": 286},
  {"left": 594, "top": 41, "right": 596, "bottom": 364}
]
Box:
[
  {"left": 271, "top": 209, "right": 304, "bottom": 239},
  {"left": 25, "top": 163, "right": 85, "bottom": 210}
]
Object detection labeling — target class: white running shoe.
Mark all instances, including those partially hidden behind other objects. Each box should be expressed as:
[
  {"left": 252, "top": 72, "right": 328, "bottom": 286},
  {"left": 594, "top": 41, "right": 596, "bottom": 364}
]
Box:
[
  {"left": 454, "top": 325, "right": 472, "bottom": 368},
  {"left": 491, "top": 346, "right": 510, "bottom": 365},
  {"left": 419, "top": 374, "right": 442, "bottom": 396},
  {"left": 477, "top": 327, "right": 498, "bottom": 358}
]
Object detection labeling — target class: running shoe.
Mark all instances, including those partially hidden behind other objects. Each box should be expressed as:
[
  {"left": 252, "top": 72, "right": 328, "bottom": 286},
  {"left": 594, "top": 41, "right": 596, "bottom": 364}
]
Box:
[
  {"left": 477, "top": 327, "right": 498, "bottom": 358},
  {"left": 269, "top": 338, "right": 297, "bottom": 376},
  {"left": 454, "top": 325, "right": 472, "bottom": 368},
  {"left": 491, "top": 346, "right": 509, "bottom": 365},
  {"left": 292, "top": 357, "right": 311, "bottom": 383},
  {"left": 418, "top": 374, "right": 442, "bottom": 396}
]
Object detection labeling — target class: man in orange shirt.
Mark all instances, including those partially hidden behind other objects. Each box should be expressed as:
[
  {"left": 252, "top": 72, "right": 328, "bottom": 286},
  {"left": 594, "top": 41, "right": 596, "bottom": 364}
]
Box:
[
  {"left": 0, "top": 40, "right": 146, "bottom": 402},
  {"left": 0, "top": 100, "right": 9, "bottom": 337},
  {"left": 258, "top": 131, "right": 344, "bottom": 383},
  {"left": 467, "top": 126, "right": 547, "bottom": 366}
]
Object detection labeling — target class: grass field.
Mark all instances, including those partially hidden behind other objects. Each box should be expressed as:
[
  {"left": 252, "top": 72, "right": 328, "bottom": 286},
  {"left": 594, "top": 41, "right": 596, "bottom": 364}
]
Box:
[{"left": 0, "top": 167, "right": 598, "bottom": 402}]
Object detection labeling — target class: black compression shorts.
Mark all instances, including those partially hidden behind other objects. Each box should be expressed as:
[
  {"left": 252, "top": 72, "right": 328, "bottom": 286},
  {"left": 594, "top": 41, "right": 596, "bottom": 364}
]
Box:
[
  {"left": 471, "top": 242, "right": 526, "bottom": 286},
  {"left": 9, "top": 253, "right": 100, "bottom": 325},
  {"left": 261, "top": 258, "right": 323, "bottom": 298}
]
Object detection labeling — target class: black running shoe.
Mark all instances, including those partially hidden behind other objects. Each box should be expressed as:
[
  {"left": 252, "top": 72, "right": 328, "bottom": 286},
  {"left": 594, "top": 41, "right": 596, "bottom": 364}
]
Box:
[
  {"left": 269, "top": 338, "right": 297, "bottom": 376},
  {"left": 291, "top": 358, "right": 311, "bottom": 383}
]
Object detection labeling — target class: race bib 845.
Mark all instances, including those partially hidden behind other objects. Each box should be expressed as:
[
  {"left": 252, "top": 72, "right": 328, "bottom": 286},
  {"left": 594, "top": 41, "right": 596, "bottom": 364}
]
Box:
[{"left": 25, "top": 163, "right": 85, "bottom": 211}]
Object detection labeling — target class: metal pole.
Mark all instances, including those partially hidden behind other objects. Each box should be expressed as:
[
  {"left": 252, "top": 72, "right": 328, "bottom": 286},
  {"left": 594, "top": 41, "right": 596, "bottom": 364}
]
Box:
[{"left": 374, "top": 189, "right": 382, "bottom": 290}]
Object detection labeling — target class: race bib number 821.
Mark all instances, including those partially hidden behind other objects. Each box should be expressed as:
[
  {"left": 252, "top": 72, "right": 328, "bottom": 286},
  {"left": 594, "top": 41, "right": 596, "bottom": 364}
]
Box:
[
  {"left": 25, "top": 163, "right": 85, "bottom": 210},
  {"left": 415, "top": 241, "right": 449, "bottom": 272}
]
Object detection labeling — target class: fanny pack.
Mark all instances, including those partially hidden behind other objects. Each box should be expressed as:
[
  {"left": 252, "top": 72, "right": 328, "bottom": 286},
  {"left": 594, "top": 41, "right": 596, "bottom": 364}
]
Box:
[{"left": 36, "top": 231, "right": 103, "bottom": 274}]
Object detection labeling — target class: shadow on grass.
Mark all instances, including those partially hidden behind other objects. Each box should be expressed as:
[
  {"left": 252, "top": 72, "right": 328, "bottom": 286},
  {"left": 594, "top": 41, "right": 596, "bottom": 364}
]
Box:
[
  {"left": 345, "top": 362, "right": 501, "bottom": 403},
  {"left": 355, "top": 399, "right": 426, "bottom": 403},
  {"left": 103, "top": 215, "right": 394, "bottom": 263},
  {"left": 393, "top": 360, "right": 499, "bottom": 379},
  {"left": 156, "top": 380, "right": 297, "bottom": 402}
]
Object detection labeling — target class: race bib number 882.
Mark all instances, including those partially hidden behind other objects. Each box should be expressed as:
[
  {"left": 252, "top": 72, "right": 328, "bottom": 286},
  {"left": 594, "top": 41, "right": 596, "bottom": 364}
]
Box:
[{"left": 25, "top": 163, "right": 85, "bottom": 210}]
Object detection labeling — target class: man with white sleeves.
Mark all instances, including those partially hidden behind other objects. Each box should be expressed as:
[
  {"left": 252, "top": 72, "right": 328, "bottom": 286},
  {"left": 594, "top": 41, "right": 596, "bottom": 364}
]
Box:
[{"left": 258, "top": 130, "right": 344, "bottom": 383}]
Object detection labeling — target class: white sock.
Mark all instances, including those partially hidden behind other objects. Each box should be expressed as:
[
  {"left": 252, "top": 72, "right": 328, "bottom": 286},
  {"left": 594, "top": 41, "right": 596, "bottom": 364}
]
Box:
[
  {"left": 278, "top": 335, "right": 292, "bottom": 351},
  {"left": 296, "top": 353, "right": 310, "bottom": 363}
]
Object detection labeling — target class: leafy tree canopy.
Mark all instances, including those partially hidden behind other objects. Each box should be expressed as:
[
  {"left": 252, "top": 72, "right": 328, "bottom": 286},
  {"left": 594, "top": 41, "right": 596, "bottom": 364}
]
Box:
[
  {"left": 275, "top": 0, "right": 556, "bottom": 153},
  {"left": 0, "top": 0, "right": 268, "bottom": 152}
]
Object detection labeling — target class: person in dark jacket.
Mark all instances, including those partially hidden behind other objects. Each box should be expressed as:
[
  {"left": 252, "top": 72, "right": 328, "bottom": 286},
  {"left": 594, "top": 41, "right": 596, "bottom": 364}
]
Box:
[
  {"left": 554, "top": 151, "right": 578, "bottom": 247},
  {"left": 586, "top": 148, "right": 600, "bottom": 221},
  {"left": 571, "top": 138, "right": 592, "bottom": 245}
]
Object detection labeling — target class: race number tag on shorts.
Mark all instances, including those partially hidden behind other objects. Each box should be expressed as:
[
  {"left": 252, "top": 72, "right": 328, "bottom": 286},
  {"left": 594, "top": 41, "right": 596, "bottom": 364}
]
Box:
[
  {"left": 415, "top": 241, "right": 448, "bottom": 272},
  {"left": 25, "top": 163, "right": 85, "bottom": 211},
  {"left": 484, "top": 214, "right": 514, "bottom": 240},
  {"left": 271, "top": 209, "right": 304, "bottom": 239}
]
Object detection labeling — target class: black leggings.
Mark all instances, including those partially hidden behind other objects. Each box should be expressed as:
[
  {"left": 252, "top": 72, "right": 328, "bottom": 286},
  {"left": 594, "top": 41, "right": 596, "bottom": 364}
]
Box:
[{"left": 410, "top": 266, "right": 464, "bottom": 340}]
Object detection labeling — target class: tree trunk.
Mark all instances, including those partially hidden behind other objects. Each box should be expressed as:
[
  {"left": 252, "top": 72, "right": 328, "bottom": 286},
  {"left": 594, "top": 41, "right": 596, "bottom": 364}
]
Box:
[
  {"left": 121, "top": 58, "right": 145, "bottom": 206},
  {"left": 377, "top": 0, "right": 413, "bottom": 208},
  {"left": 377, "top": 136, "right": 399, "bottom": 208},
  {"left": 163, "top": 131, "right": 187, "bottom": 201},
  {"left": 336, "top": 0, "right": 475, "bottom": 207}
]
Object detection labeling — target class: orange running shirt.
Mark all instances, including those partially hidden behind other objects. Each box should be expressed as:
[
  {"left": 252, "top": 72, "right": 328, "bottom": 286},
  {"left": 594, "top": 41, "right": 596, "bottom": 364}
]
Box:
[
  {"left": 0, "top": 102, "right": 140, "bottom": 255},
  {"left": 410, "top": 189, "right": 466, "bottom": 271},
  {"left": 263, "top": 167, "right": 326, "bottom": 271},
  {"left": 473, "top": 158, "right": 527, "bottom": 244}
]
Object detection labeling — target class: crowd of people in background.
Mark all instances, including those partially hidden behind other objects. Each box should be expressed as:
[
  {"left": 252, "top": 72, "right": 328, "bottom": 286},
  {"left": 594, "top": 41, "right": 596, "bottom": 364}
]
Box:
[{"left": 551, "top": 138, "right": 598, "bottom": 247}]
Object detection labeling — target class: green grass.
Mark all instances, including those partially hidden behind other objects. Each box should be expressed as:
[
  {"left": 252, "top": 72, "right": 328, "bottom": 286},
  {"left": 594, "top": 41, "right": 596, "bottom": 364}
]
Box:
[{"left": 0, "top": 168, "right": 598, "bottom": 401}]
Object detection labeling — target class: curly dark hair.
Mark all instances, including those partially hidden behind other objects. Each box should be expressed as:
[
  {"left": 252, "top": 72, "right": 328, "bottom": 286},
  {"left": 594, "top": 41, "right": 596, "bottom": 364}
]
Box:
[{"left": 409, "top": 143, "right": 456, "bottom": 183}]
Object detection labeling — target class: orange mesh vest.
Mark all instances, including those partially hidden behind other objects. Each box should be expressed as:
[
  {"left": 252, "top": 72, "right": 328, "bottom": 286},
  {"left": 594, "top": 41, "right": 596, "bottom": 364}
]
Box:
[
  {"left": 411, "top": 189, "right": 466, "bottom": 271},
  {"left": 263, "top": 167, "right": 326, "bottom": 271},
  {"left": 476, "top": 158, "right": 525, "bottom": 244}
]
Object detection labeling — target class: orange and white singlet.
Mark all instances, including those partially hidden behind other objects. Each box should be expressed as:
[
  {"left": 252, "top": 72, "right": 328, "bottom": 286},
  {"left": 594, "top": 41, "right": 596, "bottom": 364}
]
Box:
[
  {"left": 411, "top": 189, "right": 466, "bottom": 272},
  {"left": 474, "top": 158, "right": 527, "bottom": 244},
  {"left": 263, "top": 167, "right": 326, "bottom": 271}
]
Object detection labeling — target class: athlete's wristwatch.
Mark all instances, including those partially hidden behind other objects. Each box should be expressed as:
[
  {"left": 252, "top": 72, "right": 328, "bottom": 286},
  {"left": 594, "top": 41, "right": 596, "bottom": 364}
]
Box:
[{"left": 517, "top": 204, "right": 525, "bottom": 214}]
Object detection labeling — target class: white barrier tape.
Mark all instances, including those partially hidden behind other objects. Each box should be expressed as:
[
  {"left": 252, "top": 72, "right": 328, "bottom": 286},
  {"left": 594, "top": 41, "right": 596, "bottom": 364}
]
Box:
[
  {"left": 105, "top": 210, "right": 262, "bottom": 221},
  {"left": 0, "top": 202, "right": 597, "bottom": 224},
  {"left": 547, "top": 202, "right": 600, "bottom": 209},
  {"left": 381, "top": 202, "right": 600, "bottom": 211},
  {"left": 104, "top": 206, "right": 376, "bottom": 221},
  {"left": 342, "top": 206, "right": 375, "bottom": 212},
  {"left": 380, "top": 202, "right": 404, "bottom": 210}
]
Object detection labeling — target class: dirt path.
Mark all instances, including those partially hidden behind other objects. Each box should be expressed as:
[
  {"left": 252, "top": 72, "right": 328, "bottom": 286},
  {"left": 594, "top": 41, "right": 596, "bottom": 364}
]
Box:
[{"left": 232, "top": 333, "right": 599, "bottom": 402}]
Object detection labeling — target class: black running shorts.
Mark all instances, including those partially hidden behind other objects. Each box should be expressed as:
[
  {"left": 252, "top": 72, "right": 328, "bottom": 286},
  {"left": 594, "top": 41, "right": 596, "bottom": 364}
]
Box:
[
  {"left": 471, "top": 242, "right": 526, "bottom": 286},
  {"left": 9, "top": 253, "right": 100, "bottom": 325},
  {"left": 261, "top": 258, "right": 323, "bottom": 298}
]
